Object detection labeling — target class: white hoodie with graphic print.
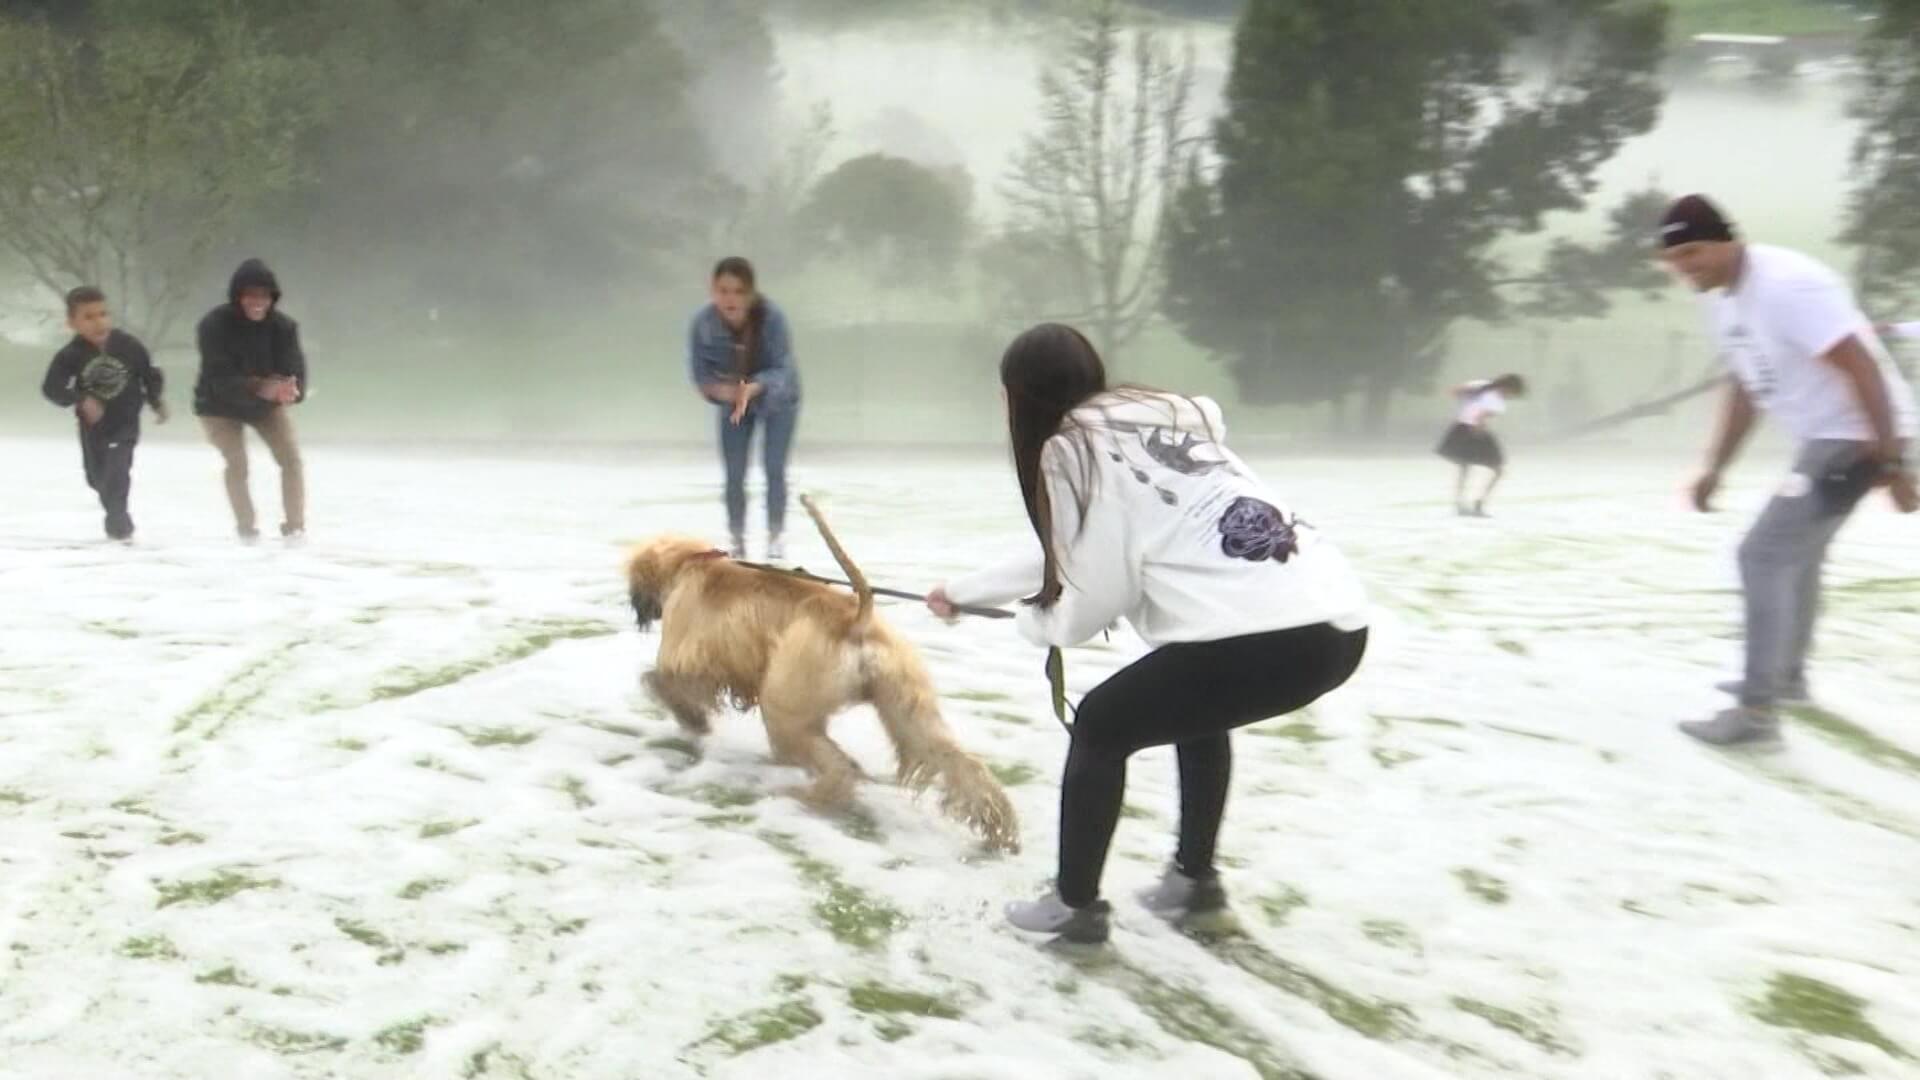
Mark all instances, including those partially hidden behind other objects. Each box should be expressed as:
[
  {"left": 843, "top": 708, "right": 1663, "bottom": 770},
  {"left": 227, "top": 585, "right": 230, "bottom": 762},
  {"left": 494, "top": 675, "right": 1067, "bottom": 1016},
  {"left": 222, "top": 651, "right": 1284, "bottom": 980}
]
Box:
[{"left": 944, "top": 391, "right": 1369, "bottom": 649}]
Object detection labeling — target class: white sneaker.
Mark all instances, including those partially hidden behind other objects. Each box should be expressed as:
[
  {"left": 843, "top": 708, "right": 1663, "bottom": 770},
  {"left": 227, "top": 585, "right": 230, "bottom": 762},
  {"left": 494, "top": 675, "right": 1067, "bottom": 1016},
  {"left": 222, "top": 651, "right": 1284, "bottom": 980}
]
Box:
[
  {"left": 1005, "top": 890, "right": 1111, "bottom": 944},
  {"left": 1679, "top": 706, "right": 1782, "bottom": 748},
  {"left": 766, "top": 534, "right": 787, "bottom": 562},
  {"left": 727, "top": 535, "right": 747, "bottom": 560}
]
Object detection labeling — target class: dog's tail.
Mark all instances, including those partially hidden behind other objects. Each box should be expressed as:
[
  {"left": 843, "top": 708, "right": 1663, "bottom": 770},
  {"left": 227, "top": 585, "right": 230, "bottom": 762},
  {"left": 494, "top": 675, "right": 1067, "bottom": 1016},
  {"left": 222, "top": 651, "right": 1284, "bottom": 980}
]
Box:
[
  {"left": 799, "top": 494, "right": 872, "bottom": 626},
  {"left": 865, "top": 636, "right": 1021, "bottom": 853}
]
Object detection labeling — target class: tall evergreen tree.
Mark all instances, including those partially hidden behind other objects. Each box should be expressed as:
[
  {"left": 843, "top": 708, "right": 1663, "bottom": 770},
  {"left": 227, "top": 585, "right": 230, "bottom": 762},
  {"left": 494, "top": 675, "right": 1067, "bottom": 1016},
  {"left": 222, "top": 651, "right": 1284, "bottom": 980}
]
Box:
[{"left": 1164, "top": 0, "right": 1667, "bottom": 428}]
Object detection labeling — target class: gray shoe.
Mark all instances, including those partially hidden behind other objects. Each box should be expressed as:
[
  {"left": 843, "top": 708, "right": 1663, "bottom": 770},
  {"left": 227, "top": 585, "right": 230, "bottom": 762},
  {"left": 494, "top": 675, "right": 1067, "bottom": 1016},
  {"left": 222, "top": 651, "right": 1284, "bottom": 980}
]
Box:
[
  {"left": 1715, "top": 679, "right": 1811, "bottom": 707},
  {"left": 1138, "top": 865, "right": 1228, "bottom": 918},
  {"left": 1005, "top": 890, "right": 1111, "bottom": 944},
  {"left": 1679, "top": 707, "right": 1782, "bottom": 747},
  {"left": 727, "top": 535, "right": 747, "bottom": 560}
]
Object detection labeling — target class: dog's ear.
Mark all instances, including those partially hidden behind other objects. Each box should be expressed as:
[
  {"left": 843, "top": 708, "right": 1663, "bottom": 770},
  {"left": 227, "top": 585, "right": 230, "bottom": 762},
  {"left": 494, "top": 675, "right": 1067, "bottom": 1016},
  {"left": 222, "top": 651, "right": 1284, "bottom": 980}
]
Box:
[{"left": 625, "top": 544, "right": 665, "bottom": 632}]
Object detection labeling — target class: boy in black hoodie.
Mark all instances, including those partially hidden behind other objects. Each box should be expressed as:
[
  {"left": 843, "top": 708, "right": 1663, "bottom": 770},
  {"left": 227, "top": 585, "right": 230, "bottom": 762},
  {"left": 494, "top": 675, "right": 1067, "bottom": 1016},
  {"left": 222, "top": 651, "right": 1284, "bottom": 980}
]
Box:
[
  {"left": 42, "top": 287, "right": 168, "bottom": 541},
  {"left": 195, "top": 258, "right": 308, "bottom": 541}
]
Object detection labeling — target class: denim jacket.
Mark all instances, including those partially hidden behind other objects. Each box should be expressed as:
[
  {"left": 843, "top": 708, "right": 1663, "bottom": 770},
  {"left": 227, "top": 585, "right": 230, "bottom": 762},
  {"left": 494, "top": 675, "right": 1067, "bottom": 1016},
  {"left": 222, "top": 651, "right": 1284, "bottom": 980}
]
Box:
[{"left": 687, "top": 299, "right": 801, "bottom": 413}]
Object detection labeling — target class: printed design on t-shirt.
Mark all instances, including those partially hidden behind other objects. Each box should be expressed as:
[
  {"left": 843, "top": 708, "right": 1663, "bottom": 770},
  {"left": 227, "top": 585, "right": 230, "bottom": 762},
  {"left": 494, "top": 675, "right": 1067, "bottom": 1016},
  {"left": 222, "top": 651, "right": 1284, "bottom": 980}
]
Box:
[
  {"left": 1140, "top": 429, "right": 1234, "bottom": 477},
  {"left": 79, "top": 353, "right": 131, "bottom": 401},
  {"left": 1722, "top": 323, "right": 1778, "bottom": 406},
  {"left": 1217, "top": 496, "right": 1301, "bottom": 564},
  {"left": 1104, "top": 426, "right": 1239, "bottom": 507}
]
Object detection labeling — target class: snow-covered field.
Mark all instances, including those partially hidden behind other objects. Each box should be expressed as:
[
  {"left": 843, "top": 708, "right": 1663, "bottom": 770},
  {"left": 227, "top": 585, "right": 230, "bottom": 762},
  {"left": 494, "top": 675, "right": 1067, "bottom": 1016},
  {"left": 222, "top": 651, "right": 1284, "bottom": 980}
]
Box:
[{"left": 3, "top": 434, "right": 1918, "bottom": 1080}]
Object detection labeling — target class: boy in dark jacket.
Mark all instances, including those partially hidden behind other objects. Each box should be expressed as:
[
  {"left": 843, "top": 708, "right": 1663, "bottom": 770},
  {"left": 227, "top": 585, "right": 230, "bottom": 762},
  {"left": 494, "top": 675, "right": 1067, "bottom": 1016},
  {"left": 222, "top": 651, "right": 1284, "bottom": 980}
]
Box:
[
  {"left": 42, "top": 287, "right": 168, "bottom": 541},
  {"left": 194, "top": 258, "right": 308, "bottom": 540}
]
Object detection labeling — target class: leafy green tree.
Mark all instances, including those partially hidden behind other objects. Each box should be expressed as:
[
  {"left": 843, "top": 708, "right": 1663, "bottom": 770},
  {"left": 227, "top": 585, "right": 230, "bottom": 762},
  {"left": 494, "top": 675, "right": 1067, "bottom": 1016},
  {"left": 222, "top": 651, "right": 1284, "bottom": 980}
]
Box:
[
  {"left": 995, "top": 0, "right": 1197, "bottom": 361},
  {"left": 0, "top": 1, "right": 315, "bottom": 344},
  {"left": 798, "top": 153, "right": 973, "bottom": 285},
  {"left": 1842, "top": 0, "right": 1920, "bottom": 321},
  {"left": 1164, "top": 0, "right": 1668, "bottom": 429}
]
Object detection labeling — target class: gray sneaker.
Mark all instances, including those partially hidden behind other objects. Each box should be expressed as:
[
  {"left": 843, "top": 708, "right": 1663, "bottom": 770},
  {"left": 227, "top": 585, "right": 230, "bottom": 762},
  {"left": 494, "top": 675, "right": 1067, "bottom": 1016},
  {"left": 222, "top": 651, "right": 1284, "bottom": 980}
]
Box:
[
  {"left": 1715, "top": 679, "right": 1811, "bottom": 707},
  {"left": 1679, "top": 706, "right": 1782, "bottom": 747},
  {"left": 1138, "top": 865, "right": 1228, "bottom": 918},
  {"left": 1005, "top": 890, "right": 1111, "bottom": 944}
]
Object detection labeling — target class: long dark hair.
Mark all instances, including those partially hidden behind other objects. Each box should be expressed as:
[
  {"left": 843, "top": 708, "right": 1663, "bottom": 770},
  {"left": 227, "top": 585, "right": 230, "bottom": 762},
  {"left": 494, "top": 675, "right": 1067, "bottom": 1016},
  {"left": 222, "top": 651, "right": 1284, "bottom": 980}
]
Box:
[
  {"left": 713, "top": 256, "right": 767, "bottom": 378},
  {"left": 1002, "top": 324, "right": 1111, "bottom": 609}
]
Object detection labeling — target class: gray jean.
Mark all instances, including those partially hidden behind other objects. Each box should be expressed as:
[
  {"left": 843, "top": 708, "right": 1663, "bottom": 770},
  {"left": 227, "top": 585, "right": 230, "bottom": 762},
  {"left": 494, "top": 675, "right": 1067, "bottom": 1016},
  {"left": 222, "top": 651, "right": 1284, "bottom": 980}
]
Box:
[{"left": 1738, "top": 439, "right": 1866, "bottom": 708}]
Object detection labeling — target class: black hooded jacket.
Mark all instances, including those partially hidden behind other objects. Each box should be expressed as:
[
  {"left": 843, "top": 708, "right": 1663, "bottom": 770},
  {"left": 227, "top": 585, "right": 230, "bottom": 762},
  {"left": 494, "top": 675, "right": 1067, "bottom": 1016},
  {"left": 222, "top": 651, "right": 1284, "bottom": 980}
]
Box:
[
  {"left": 42, "top": 329, "right": 163, "bottom": 443},
  {"left": 194, "top": 259, "right": 307, "bottom": 421}
]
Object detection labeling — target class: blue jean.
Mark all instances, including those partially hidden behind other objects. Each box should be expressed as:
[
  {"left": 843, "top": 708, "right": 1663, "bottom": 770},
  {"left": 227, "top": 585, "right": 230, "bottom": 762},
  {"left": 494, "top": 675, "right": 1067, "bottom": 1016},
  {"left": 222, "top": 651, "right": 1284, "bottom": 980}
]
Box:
[{"left": 719, "top": 404, "right": 798, "bottom": 538}]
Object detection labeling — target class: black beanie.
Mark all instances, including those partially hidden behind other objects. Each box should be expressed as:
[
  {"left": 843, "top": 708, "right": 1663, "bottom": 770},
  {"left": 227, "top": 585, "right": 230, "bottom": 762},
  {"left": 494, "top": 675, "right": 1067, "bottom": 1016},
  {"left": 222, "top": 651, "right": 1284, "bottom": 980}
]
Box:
[{"left": 1659, "top": 194, "right": 1736, "bottom": 247}]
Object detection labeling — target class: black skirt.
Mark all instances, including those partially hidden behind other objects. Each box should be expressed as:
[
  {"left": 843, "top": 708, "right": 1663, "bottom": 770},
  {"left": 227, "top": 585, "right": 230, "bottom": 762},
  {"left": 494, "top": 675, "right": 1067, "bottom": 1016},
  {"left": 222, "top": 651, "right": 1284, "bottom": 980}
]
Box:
[{"left": 1436, "top": 423, "right": 1505, "bottom": 468}]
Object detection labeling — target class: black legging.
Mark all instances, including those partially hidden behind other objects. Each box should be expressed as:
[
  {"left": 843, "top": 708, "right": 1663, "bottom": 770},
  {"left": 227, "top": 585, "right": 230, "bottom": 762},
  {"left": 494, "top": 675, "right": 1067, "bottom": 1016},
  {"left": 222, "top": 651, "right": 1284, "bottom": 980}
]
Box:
[{"left": 1055, "top": 622, "right": 1368, "bottom": 907}]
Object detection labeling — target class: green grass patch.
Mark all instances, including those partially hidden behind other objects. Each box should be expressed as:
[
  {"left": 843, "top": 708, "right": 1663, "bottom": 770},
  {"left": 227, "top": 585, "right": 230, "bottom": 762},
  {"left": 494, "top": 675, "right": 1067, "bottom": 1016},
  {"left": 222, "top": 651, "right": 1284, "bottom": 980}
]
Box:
[
  {"left": 399, "top": 878, "right": 451, "bottom": 900},
  {"left": 1117, "top": 964, "right": 1318, "bottom": 1080},
  {"left": 1372, "top": 747, "right": 1421, "bottom": 770},
  {"left": 120, "top": 935, "right": 181, "bottom": 960},
  {"left": 1667, "top": 0, "right": 1866, "bottom": 40},
  {"left": 412, "top": 756, "right": 483, "bottom": 781},
  {"left": 688, "top": 999, "right": 823, "bottom": 1057},
  {"left": 367, "top": 620, "right": 617, "bottom": 703},
  {"left": 154, "top": 869, "right": 278, "bottom": 909},
  {"left": 583, "top": 719, "right": 646, "bottom": 739},
  {"left": 1752, "top": 973, "right": 1909, "bottom": 1061},
  {"left": 251, "top": 1025, "right": 348, "bottom": 1056},
  {"left": 373, "top": 1016, "right": 436, "bottom": 1055},
  {"left": 987, "top": 710, "right": 1032, "bottom": 726},
  {"left": 1495, "top": 639, "right": 1529, "bottom": 656},
  {"left": 1251, "top": 721, "right": 1333, "bottom": 744},
  {"left": 988, "top": 761, "right": 1041, "bottom": 786},
  {"left": 698, "top": 812, "right": 756, "bottom": 827},
  {"left": 170, "top": 640, "right": 306, "bottom": 741},
  {"left": 420, "top": 818, "right": 480, "bottom": 839},
  {"left": 1453, "top": 996, "right": 1575, "bottom": 1056},
  {"left": 948, "top": 689, "right": 1011, "bottom": 703},
  {"left": 761, "top": 832, "right": 904, "bottom": 948},
  {"left": 1185, "top": 927, "right": 1417, "bottom": 1041},
  {"left": 559, "top": 775, "right": 595, "bottom": 809},
  {"left": 157, "top": 830, "right": 206, "bottom": 846},
  {"left": 1454, "top": 868, "right": 1511, "bottom": 905},
  {"left": 335, "top": 917, "right": 406, "bottom": 965},
  {"left": 1255, "top": 884, "right": 1310, "bottom": 927},
  {"left": 426, "top": 942, "right": 468, "bottom": 956},
  {"left": 0, "top": 789, "right": 29, "bottom": 805},
  {"left": 1787, "top": 707, "right": 1920, "bottom": 778},
  {"left": 848, "top": 982, "right": 964, "bottom": 1020},
  {"left": 461, "top": 726, "right": 538, "bottom": 748},
  {"left": 1361, "top": 919, "right": 1422, "bottom": 954},
  {"left": 332, "top": 738, "right": 369, "bottom": 752},
  {"left": 1483, "top": 724, "right": 1571, "bottom": 745},
  {"left": 195, "top": 966, "right": 249, "bottom": 986},
  {"left": 692, "top": 784, "right": 760, "bottom": 809}
]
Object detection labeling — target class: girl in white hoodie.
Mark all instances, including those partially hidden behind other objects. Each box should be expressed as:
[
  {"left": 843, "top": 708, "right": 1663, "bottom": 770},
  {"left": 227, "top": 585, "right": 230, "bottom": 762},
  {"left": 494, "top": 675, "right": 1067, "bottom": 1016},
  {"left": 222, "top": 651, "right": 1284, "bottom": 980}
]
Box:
[{"left": 928, "top": 324, "right": 1370, "bottom": 944}]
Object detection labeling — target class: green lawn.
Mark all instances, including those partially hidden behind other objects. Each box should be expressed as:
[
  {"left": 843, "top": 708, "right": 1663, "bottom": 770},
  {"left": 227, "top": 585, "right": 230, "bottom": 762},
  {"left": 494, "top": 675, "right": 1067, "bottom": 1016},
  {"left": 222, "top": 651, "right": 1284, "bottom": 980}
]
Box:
[{"left": 1666, "top": 0, "right": 1867, "bottom": 39}]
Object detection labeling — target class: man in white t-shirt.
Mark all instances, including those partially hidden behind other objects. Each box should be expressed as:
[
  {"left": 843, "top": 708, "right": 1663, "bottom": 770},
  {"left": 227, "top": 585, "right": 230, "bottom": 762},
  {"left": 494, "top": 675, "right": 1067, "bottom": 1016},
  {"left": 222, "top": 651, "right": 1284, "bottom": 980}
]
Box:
[{"left": 1660, "top": 194, "right": 1918, "bottom": 746}]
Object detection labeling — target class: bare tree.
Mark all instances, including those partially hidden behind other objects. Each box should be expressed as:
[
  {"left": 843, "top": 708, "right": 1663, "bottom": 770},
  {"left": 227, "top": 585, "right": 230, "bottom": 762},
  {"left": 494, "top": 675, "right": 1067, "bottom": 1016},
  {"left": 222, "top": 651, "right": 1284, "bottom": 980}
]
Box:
[
  {"left": 994, "top": 0, "right": 1196, "bottom": 361},
  {"left": 0, "top": 10, "right": 310, "bottom": 346}
]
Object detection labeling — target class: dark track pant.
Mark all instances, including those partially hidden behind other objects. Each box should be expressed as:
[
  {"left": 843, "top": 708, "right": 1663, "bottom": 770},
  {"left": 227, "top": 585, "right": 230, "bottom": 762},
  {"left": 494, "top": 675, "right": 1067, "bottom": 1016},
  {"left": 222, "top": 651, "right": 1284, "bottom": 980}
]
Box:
[
  {"left": 80, "top": 429, "right": 136, "bottom": 540},
  {"left": 1055, "top": 622, "right": 1368, "bottom": 907}
]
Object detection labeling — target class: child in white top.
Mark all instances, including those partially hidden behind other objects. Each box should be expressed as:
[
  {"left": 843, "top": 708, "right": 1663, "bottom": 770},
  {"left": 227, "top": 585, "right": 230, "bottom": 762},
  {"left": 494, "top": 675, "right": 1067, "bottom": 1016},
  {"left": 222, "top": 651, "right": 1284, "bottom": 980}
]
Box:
[
  {"left": 1435, "top": 373, "right": 1527, "bottom": 516},
  {"left": 927, "top": 323, "right": 1369, "bottom": 944}
]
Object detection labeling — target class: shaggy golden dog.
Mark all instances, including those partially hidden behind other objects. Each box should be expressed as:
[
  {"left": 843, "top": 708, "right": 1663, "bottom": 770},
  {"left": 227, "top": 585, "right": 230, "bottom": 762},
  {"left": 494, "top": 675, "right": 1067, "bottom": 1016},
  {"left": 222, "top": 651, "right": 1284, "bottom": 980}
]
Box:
[{"left": 624, "top": 497, "right": 1019, "bottom": 852}]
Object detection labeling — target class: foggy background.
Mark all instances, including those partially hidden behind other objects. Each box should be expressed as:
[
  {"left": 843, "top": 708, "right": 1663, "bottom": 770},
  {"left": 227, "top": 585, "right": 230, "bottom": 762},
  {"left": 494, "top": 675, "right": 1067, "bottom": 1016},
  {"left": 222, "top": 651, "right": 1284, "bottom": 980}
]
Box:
[{"left": 0, "top": 0, "right": 1908, "bottom": 452}]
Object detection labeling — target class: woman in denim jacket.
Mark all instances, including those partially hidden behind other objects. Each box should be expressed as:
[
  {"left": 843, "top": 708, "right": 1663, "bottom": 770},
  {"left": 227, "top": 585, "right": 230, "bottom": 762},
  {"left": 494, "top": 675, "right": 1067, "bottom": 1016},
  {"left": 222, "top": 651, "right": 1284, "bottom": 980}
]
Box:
[{"left": 688, "top": 257, "right": 801, "bottom": 558}]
